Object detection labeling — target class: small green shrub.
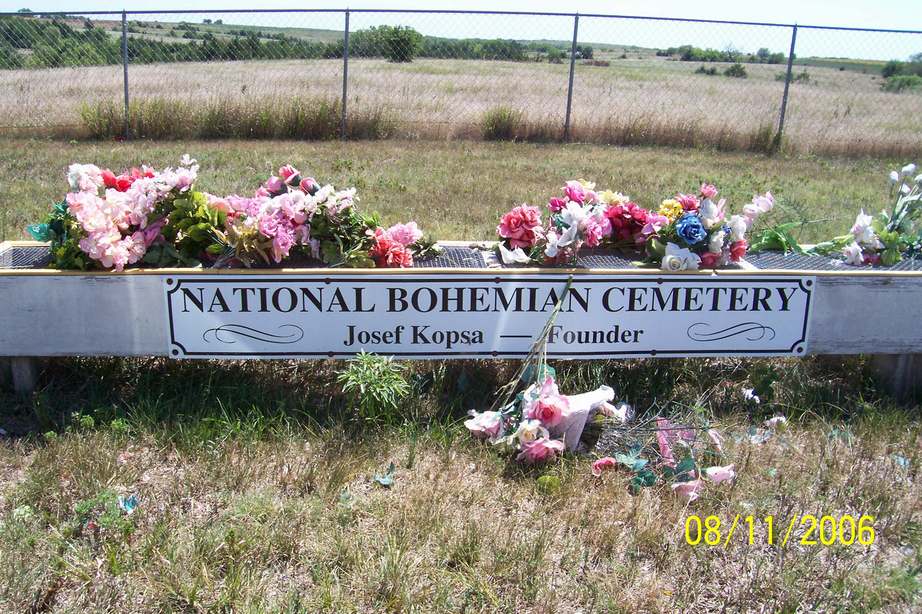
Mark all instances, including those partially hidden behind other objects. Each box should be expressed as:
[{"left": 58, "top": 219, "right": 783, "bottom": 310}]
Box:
[
  {"left": 882, "top": 74, "right": 922, "bottom": 93},
  {"left": 337, "top": 352, "right": 411, "bottom": 422},
  {"left": 724, "top": 63, "right": 747, "bottom": 78},
  {"left": 481, "top": 105, "right": 523, "bottom": 141},
  {"left": 695, "top": 65, "right": 718, "bottom": 76}
]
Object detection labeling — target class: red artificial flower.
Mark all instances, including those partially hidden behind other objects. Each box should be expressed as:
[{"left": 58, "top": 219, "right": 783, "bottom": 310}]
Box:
[
  {"left": 370, "top": 228, "right": 414, "bottom": 268},
  {"left": 604, "top": 202, "right": 650, "bottom": 243},
  {"left": 699, "top": 251, "right": 721, "bottom": 269},
  {"left": 729, "top": 240, "right": 748, "bottom": 262},
  {"left": 101, "top": 169, "right": 118, "bottom": 189}
]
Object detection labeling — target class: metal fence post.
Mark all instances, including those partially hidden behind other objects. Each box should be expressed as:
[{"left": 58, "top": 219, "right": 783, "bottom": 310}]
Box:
[
  {"left": 121, "top": 10, "right": 130, "bottom": 140},
  {"left": 563, "top": 13, "right": 579, "bottom": 141},
  {"left": 773, "top": 24, "right": 798, "bottom": 152},
  {"left": 341, "top": 9, "right": 350, "bottom": 140}
]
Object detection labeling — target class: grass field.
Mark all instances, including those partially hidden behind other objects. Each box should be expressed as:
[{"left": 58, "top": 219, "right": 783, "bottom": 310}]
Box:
[
  {"left": 0, "top": 139, "right": 906, "bottom": 243},
  {"left": 1, "top": 140, "right": 921, "bottom": 611},
  {"left": 1, "top": 55, "right": 920, "bottom": 156}
]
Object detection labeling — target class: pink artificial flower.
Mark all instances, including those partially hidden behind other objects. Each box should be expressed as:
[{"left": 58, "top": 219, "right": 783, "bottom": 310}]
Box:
[
  {"left": 700, "top": 183, "right": 719, "bottom": 199},
  {"left": 591, "top": 456, "right": 617, "bottom": 477},
  {"left": 264, "top": 176, "right": 285, "bottom": 195},
  {"left": 706, "top": 428, "right": 724, "bottom": 453},
  {"left": 141, "top": 218, "right": 166, "bottom": 247},
  {"left": 563, "top": 180, "right": 585, "bottom": 204},
  {"left": 299, "top": 177, "right": 319, "bottom": 195},
  {"left": 699, "top": 251, "right": 720, "bottom": 269},
  {"left": 703, "top": 465, "right": 736, "bottom": 484},
  {"left": 548, "top": 197, "right": 567, "bottom": 212},
  {"left": 581, "top": 215, "right": 607, "bottom": 248},
  {"left": 204, "top": 192, "right": 231, "bottom": 213},
  {"left": 386, "top": 221, "right": 423, "bottom": 247},
  {"left": 729, "top": 240, "right": 748, "bottom": 262},
  {"left": 278, "top": 164, "right": 300, "bottom": 185},
  {"left": 525, "top": 377, "right": 569, "bottom": 427},
  {"left": 676, "top": 193, "right": 699, "bottom": 212},
  {"left": 672, "top": 479, "right": 704, "bottom": 503},
  {"left": 656, "top": 417, "right": 677, "bottom": 467},
  {"left": 640, "top": 213, "right": 669, "bottom": 243},
  {"left": 516, "top": 437, "right": 565, "bottom": 463},
  {"left": 655, "top": 417, "right": 696, "bottom": 468},
  {"left": 464, "top": 410, "right": 503, "bottom": 439},
  {"left": 497, "top": 204, "right": 542, "bottom": 249}
]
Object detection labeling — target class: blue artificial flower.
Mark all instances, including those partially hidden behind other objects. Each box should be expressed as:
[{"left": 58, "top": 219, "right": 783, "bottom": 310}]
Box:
[{"left": 675, "top": 213, "right": 707, "bottom": 246}]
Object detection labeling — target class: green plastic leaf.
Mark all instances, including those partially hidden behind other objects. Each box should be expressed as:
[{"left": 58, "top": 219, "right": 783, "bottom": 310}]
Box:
[
  {"left": 26, "top": 223, "right": 51, "bottom": 241},
  {"left": 373, "top": 462, "right": 396, "bottom": 488}
]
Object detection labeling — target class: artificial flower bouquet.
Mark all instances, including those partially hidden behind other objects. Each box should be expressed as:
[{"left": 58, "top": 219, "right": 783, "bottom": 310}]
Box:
[
  {"left": 496, "top": 179, "right": 774, "bottom": 270},
  {"left": 839, "top": 163, "right": 921, "bottom": 266},
  {"left": 28, "top": 157, "right": 437, "bottom": 271},
  {"left": 465, "top": 373, "right": 623, "bottom": 463}
]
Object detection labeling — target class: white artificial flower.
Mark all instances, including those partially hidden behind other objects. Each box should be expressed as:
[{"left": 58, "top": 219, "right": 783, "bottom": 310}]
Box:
[
  {"left": 742, "top": 388, "right": 761, "bottom": 404},
  {"left": 901, "top": 184, "right": 911, "bottom": 195},
  {"left": 511, "top": 419, "right": 546, "bottom": 445},
  {"left": 555, "top": 201, "right": 587, "bottom": 248},
  {"left": 728, "top": 214, "right": 748, "bottom": 242},
  {"left": 843, "top": 242, "right": 864, "bottom": 266},
  {"left": 889, "top": 170, "right": 900, "bottom": 184},
  {"left": 901, "top": 163, "right": 916, "bottom": 177},
  {"left": 544, "top": 229, "right": 560, "bottom": 258},
  {"left": 499, "top": 243, "right": 531, "bottom": 264},
  {"left": 660, "top": 242, "right": 700, "bottom": 271},
  {"left": 698, "top": 198, "right": 722, "bottom": 229},
  {"left": 180, "top": 154, "right": 197, "bottom": 167},
  {"left": 67, "top": 163, "right": 104, "bottom": 193},
  {"left": 764, "top": 415, "right": 788, "bottom": 429},
  {"left": 708, "top": 229, "right": 726, "bottom": 254},
  {"left": 752, "top": 192, "right": 774, "bottom": 213},
  {"left": 850, "top": 210, "right": 876, "bottom": 245}
]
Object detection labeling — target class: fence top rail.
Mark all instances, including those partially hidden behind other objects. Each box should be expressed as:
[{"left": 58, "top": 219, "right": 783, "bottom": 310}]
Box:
[{"left": 1, "top": 8, "right": 921, "bottom": 36}]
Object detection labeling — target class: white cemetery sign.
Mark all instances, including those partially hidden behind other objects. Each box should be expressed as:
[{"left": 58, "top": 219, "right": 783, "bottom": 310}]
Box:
[{"left": 165, "top": 273, "right": 813, "bottom": 359}]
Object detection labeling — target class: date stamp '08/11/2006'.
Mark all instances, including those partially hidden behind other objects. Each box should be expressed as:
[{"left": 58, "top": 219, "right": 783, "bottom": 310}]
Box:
[{"left": 684, "top": 514, "right": 877, "bottom": 548}]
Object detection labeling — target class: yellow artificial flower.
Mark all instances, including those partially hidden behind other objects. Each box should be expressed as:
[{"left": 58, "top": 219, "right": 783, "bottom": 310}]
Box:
[
  {"left": 658, "top": 198, "right": 683, "bottom": 222},
  {"left": 599, "top": 190, "right": 630, "bottom": 205}
]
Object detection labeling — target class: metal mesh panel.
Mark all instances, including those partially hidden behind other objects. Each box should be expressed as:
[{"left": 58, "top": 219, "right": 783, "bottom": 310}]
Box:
[
  {"left": 783, "top": 27, "right": 922, "bottom": 157},
  {"left": 1, "top": 9, "right": 920, "bottom": 151},
  {"left": 572, "top": 16, "right": 792, "bottom": 148},
  {"left": 0, "top": 244, "right": 51, "bottom": 268},
  {"left": 745, "top": 250, "right": 922, "bottom": 271}
]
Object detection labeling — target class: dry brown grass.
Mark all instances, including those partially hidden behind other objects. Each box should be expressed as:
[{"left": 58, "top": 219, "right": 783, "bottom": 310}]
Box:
[
  {"left": 0, "top": 355, "right": 920, "bottom": 611},
  {"left": 1, "top": 57, "right": 920, "bottom": 155}
]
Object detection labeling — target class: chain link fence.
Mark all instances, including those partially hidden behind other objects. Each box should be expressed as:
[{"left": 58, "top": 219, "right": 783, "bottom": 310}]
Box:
[{"left": 1, "top": 9, "right": 920, "bottom": 155}]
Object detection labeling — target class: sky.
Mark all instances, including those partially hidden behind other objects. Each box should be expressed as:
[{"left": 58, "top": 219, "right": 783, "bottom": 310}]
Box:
[{"left": 2, "top": 0, "right": 920, "bottom": 59}]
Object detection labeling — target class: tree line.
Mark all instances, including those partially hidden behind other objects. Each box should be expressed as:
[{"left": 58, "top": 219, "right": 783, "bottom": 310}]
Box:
[
  {"left": 0, "top": 17, "right": 591, "bottom": 69},
  {"left": 656, "top": 45, "right": 787, "bottom": 64}
]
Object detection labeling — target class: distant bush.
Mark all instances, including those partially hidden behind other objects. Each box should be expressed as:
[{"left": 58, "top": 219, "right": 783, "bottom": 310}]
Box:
[
  {"left": 481, "top": 106, "right": 523, "bottom": 141},
  {"left": 695, "top": 64, "right": 717, "bottom": 76},
  {"left": 882, "top": 74, "right": 922, "bottom": 93},
  {"left": 351, "top": 25, "right": 423, "bottom": 62},
  {"left": 724, "top": 63, "right": 747, "bottom": 78},
  {"left": 546, "top": 48, "right": 564, "bottom": 64},
  {"left": 775, "top": 70, "right": 812, "bottom": 84},
  {"left": 583, "top": 59, "right": 610, "bottom": 67}
]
